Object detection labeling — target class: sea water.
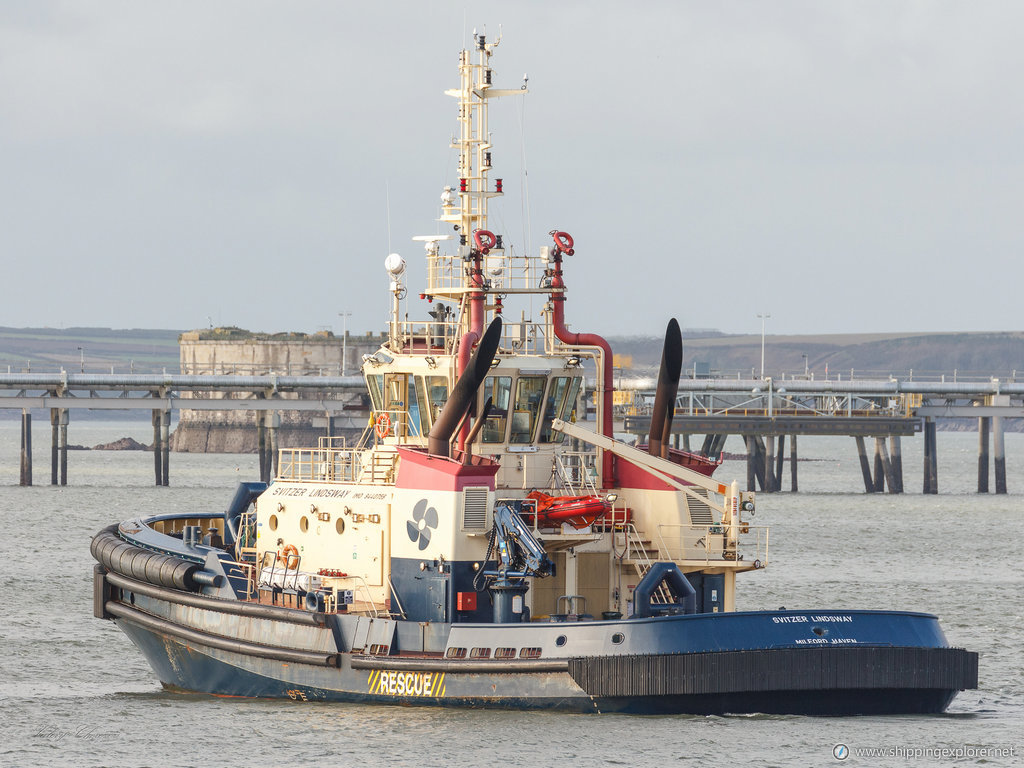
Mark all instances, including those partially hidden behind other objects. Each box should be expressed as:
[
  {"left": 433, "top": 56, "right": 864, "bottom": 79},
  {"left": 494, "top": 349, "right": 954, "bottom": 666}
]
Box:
[{"left": 0, "top": 422, "right": 1020, "bottom": 767}]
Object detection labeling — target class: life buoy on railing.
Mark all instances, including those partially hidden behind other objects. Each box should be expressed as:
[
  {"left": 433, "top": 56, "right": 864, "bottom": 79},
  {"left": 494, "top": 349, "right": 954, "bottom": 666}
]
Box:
[
  {"left": 473, "top": 229, "right": 497, "bottom": 254},
  {"left": 551, "top": 230, "right": 574, "bottom": 255},
  {"left": 375, "top": 412, "right": 392, "bottom": 439},
  {"left": 280, "top": 544, "right": 300, "bottom": 570}
]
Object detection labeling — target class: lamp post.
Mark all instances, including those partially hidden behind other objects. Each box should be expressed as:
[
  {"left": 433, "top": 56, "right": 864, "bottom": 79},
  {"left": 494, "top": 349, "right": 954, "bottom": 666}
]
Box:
[
  {"left": 802, "top": 353, "right": 809, "bottom": 378},
  {"left": 338, "top": 312, "right": 352, "bottom": 376},
  {"left": 77, "top": 346, "right": 84, "bottom": 373},
  {"left": 757, "top": 313, "right": 770, "bottom": 379}
]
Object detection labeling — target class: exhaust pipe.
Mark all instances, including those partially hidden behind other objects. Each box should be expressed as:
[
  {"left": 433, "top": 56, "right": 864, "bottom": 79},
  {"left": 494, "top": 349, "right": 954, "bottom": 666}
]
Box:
[
  {"left": 428, "top": 317, "right": 502, "bottom": 457},
  {"left": 463, "top": 397, "right": 493, "bottom": 456},
  {"left": 648, "top": 318, "right": 682, "bottom": 458}
]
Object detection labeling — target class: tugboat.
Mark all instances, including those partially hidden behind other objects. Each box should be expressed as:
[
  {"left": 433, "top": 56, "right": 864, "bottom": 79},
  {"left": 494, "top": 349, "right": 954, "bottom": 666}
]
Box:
[{"left": 91, "top": 33, "right": 977, "bottom": 714}]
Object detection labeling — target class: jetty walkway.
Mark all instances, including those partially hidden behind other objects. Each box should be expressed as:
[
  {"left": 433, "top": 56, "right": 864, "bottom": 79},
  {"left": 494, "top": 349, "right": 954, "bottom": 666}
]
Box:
[
  {"left": 2, "top": 372, "right": 1020, "bottom": 494},
  {"left": 618, "top": 376, "right": 1021, "bottom": 495}
]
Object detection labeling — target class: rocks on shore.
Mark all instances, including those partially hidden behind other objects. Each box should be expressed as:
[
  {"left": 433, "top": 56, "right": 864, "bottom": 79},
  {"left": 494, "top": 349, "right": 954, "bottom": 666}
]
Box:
[{"left": 90, "top": 437, "right": 151, "bottom": 451}]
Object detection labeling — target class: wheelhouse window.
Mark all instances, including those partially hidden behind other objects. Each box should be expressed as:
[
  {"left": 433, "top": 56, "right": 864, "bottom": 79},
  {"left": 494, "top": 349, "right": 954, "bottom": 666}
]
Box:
[
  {"left": 426, "top": 376, "right": 449, "bottom": 425},
  {"left": 411, "top": 375, "right": 430, "bottom": 436},
  {"left": 481, "top": 376, "right": 512, "bottom": 443},
  {"left": 539, "top": 376, "right": 582, "bottom": 443},
  {"left": 367, "top": 374, "right": 384, "bottom": 413},
  {"left": 510, "top": 376, "right": 547, "bottom": 444},
  {"left": 384, "top": 374, "right": 410, "bottom": 436}
]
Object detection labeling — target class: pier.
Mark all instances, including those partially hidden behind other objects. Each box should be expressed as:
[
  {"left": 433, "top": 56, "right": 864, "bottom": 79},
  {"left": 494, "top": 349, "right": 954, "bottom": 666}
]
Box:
[
  {"left": 1, "top": 372, "right": 364, "bottom": 486},
  {"left": 618, "top": 377, "right": 1023, "bottom": 494},
  {"left": 2, "top": 372, "right": 1020, "bottom": 493}
]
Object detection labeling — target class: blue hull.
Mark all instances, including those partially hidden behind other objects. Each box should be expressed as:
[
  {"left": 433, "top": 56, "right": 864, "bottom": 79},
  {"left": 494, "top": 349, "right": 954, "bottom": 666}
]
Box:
[
  {"left": 92, "top": 523, "right": 978, "bottom": 715},
  {"left": 109, "top": 596, "right": 976, "bottom": 715}
]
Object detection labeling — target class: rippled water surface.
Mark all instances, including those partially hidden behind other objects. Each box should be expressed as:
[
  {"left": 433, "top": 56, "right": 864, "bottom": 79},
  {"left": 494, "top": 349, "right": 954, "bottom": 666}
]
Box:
[{"left": 0, "top": 422, "right": 1021, "bottom": 767}]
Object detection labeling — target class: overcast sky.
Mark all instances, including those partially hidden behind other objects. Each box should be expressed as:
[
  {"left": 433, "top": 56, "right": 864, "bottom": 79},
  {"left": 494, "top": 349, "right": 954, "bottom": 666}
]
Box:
[{"left": 2, "top": 1, "right": 1021, "bottom": 338}]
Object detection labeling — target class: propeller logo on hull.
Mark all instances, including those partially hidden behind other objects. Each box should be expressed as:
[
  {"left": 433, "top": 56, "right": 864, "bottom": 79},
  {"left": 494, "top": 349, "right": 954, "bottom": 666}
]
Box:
[{"left": 408, "top": 499, "right": 438, "bottom": 550}]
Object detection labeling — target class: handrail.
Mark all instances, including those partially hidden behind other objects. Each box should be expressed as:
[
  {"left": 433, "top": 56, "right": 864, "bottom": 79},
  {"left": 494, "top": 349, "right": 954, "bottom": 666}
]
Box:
[
  {"left": 276, "top": 445, "right": 398, "bottom": 485},
  {"left": 553, "top": 451, "right": 599, "bottom": 496},
  {"left": 655, "top": 523, "right": 770, "bottom": 566}
]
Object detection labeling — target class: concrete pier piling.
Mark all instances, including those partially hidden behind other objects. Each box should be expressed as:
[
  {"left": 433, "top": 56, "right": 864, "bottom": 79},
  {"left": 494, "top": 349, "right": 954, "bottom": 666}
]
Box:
[
  {"left": 872, "top": 438, "right": 885, "bottom": 492},
  {"left": 747, "top": 435, "right": 767, "bottom": 491},
  {"left": 790, "top": 434, "right": 798, "bottom": 492},
  {"left": 774, "top": 435, "right": 785, "bottom": 492},
  {"left": 160, "top": 409, "right": 170, "bottom": 486},
  {"left": 20, "top": 410, "right": 32, "bottom": 486},
  {"left": 764, "top": 434, "right": 776, "bottom": 493},
  {"left": 258, "top": 411, "right": 280, "bottom": 483},
  {"left": 855, "top": 436, "right": 873, "bottom": 492},
  {"left": 745, "top": 435, "right": 757, "bottom": 492},
  {"left": 877, "top": 437, "right": 897, "bottom": 494},
  {"left": 257, "top": 415, "right": 268, "bottom": 483},
  {"left": 993, "top": 416, "right": 1007, "bottom": 494},
  {"left": 50, "top": 409, "right": 70, "bottom": 485},
  {"left": 152, "top": 409, "right": 170, "bottom": 486},
  {"left": 50, "top": 409, "right": 59, "bottom": 485},
  {"left": 923, "top": 419, "right": 938, "bottom": 494},
  {"left": 889, "top": 436, "right": 904, "bottom": 493},
  {"left": 978, "top": 417, "right": 990, "bottom": 493},
  {"left": 49, "top": 408, "right": 69, "bottom": 486},
  {"left": 268, "top": 411, "right": 280, "bottom": 478},
  {"left": 152, "top": 410, "right": 162, "bottom": 486}
]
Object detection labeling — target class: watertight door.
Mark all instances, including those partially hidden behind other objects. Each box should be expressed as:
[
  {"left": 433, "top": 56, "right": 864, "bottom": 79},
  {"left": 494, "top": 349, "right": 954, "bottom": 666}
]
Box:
[{"left": 426, "top": 577, "right": 448, "bottom": 623}]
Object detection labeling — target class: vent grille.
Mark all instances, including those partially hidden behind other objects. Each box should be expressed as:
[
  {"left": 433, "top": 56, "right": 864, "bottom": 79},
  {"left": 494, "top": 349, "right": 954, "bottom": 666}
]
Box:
[
  {"left": 685, "top": 488, "right": 714, "bottom": 525},
  {"left": 462, "top": 487, "right": 490, "bottom": 531}
]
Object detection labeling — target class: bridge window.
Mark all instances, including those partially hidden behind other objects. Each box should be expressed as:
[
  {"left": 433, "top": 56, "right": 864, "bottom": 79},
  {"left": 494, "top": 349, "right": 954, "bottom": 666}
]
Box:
[
  {"left": 426, "top": 376, "right": 449, "bottom": 426},
  {"left": 538, "top": 376, "right": 580, "bottom": 443},
  {"left": 510, "top": 376, "right": 547, "bottom": 444},
  {"left": 481, "top": 376, "right": 512, "bottom": 443},
  {"left": 519, "top": 647, "right": 542, "bottom": 659},
  {"left": 412, "top": 376, "right": 430, "bottom": 436},
  {"left": 382, "top": 374, "right": 430, "bottom": 437},
  {"left": 445, "top": 647, "right": 467, "bottom": 659},
  {"left": 494, "top": 647, "right": 516, "bottom": 659},
  {"left": 469, "top": 647, "right": 491, "bottom": 659},
  {"left": 367, "top": 374, "right": 384, "bottom": 412}
]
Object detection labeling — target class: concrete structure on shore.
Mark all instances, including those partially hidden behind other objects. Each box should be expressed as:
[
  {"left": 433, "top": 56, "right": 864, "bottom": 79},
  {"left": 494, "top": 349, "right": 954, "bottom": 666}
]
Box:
[{"left": 171, "top": 328, "right": 383, "bottom": 453}]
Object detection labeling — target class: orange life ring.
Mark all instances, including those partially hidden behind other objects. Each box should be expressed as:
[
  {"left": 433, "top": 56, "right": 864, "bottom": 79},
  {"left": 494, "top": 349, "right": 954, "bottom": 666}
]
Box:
[
  {"left": 473, "top": 229, "right": 497, "bottom": 254},
  {"left": 375, "top": 412, "right": 392, "bottom": 439},
  {"left": 280, "top": 543, "right": 300, "bottom": 569},
  {"left": 551, "top": 230, "right": 574, "bottom": 255}
]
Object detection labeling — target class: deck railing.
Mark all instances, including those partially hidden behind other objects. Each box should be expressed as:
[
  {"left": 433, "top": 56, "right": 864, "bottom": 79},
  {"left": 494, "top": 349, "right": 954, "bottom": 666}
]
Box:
[
  {"left": 655, "top": 523, "right": 770, "bottom": 567},
  {"left": 276, "top": 446, "right": 398, "bottom": 485}
]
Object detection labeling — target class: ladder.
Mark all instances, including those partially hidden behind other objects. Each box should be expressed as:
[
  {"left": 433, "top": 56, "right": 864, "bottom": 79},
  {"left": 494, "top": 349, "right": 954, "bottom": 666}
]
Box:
[
  {"left": 553, "top": 452, "right": 598, "bottom": 496},
  {"left": 621, "top": 524, "right": 674, "bottom": 605}
]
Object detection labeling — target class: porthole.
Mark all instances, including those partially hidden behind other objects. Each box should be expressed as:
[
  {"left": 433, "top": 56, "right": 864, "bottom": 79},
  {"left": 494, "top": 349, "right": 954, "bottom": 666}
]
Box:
[
  {"left": 300, "top": 516, "right": 310, "bottom": 533},
  {"left": 336, "top": 518, "right": 345, "bottom": 535},
  {"left": 268, "top": 514, "right": 278, "bottom": 531},
  {"left": 611, "top": 632, "right": 625, "bottom": 645},
  {"left": 555, "top": 635, "right": 567, "bottom": 647}
]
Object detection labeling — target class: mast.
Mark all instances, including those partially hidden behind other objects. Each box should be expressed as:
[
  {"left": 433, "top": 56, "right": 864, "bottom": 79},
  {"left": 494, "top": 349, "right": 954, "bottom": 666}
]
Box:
[{"left": 434, "top": 32, "right": 526, "bottom": 336}]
